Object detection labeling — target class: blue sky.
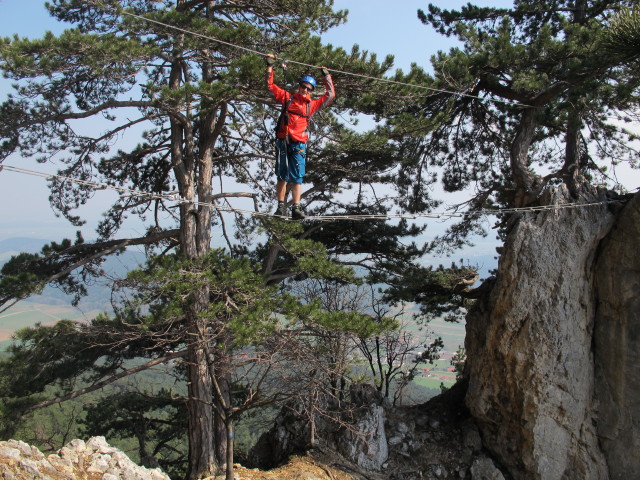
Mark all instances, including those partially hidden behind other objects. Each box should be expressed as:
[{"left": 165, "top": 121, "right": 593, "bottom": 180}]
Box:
[{"left": 323, "top": 0, "right": 514, "bottom": 72}]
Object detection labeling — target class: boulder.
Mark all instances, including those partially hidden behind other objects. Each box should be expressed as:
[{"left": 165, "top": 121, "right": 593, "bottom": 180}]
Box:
[{"left": 248, "top": 385, "right": 388, "bottom": 471}]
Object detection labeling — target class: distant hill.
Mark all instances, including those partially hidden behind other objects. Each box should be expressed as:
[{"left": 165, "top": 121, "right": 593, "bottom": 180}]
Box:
[
  {"left": 0, "top": 237, "right": 53, "bottom": 262},
  {"left": 0, "top": 237, "right": 148, "bottom": 351},
  {"left": 0, "top": 236, "right": 146, "bottom": 279},
  {"left": 0, "top": 238, "right": 146, "bottom": 342}
]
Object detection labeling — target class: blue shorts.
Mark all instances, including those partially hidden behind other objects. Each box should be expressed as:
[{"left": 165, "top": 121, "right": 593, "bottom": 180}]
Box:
[{"left": 275, "top": 138, "right": 306, "bottom": 184}]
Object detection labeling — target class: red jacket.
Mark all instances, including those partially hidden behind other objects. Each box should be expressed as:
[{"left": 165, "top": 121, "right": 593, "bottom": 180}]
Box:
[{"left": 266, "top": 69, "right": 335, "bottom": 143}]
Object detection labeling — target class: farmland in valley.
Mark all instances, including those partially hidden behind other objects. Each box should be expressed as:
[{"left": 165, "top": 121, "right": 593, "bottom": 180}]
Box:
[{"left": 0, "top": 300, "right": 102, "bottom": 349}]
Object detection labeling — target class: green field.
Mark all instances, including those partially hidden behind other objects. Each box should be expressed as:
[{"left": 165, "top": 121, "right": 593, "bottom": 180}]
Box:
[
  {"left": 0, "top": 300, "right": 102, "bottom": 350},
  {"left": 0, "top": 300, "right": 467, "bottom": 393},
  {"left": 413, "top": 375, "right": 454, "bottom": 390},
  {"left": 428, "top": 316, "right": 466, "bottom": 353},
  {"left": 413, "top": 356, "right": 458, "bottom": 390},
  {"left": 396, "top": 305, "right": 466, "bottom": 353}
]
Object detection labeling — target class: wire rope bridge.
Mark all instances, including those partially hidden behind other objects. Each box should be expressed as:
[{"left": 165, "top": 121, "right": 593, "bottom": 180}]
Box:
[{"left": 0, "top": 165, "right": 623, "bottom": 223}]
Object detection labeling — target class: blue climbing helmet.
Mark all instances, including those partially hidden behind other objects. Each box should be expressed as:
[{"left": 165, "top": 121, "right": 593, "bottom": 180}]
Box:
[{"left": 299, "top": 75, "right": 317, "bottom": 90}]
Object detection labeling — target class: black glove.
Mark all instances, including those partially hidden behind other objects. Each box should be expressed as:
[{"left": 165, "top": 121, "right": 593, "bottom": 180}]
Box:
[
  {"left": 266, "top": 55, "right": 276, "bottom": 66},
  {"left": 321, "top": 66, "right": 329, "bottom": 76}
]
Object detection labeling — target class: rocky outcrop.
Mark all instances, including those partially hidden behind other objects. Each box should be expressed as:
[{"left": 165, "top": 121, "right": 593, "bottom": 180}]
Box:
[
  {"left": 249, "top": 379, "right": 509, "bottom": 480},
  {"left": 465, "top": 187, "right": 638, "bottom": 480},
  {"left": 336, "top": 384, "right": 388, "bottom": 471},
  {"left": 0, "top": 436, "right": 169, "bottom": 480},
  {"left": 336, "top": 403, "right": 388, "bottom": 471},
  {"left": 384, "top": 382, "right": 506, "bottom": 480},
  {"left": 594, "top": 192, "right": 640, "bottom": 480},
  {"left": 248, "top": 384, "right": 389, "bottom": 472}
]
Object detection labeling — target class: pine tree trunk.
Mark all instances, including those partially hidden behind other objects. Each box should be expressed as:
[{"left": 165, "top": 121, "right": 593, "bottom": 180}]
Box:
[
  {"left": 186, "top": 301, "right": 216, "bottom": 479},
  {"left": 225, "top": 419, "right": 235, "bottom": 480},
  {"left": 510, "top": 107, "right": 540, "bottom": 207},
  {"left": 562, "top": 0, "right": 587, "bottom": 197},
  {"left": 170, "top": 65, "right": 220, "bottom": 480},
  {"left": 181, "top": 201, "right": 218, "bottom": 479},
  {"left": 168, "top": 7, "right": 226, "bottom": 473}
]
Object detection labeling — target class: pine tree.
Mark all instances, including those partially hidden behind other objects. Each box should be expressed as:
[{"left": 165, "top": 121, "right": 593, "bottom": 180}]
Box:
[
  {"left": 384, "top": 0, "right": 640, "bottom": 250},
  {"left": 0, "top": 248, "right": 372, "bottom": 479}
]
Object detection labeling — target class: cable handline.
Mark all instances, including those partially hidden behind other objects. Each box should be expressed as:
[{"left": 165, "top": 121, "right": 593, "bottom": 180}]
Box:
[
  {"left": 1, "top": 164, "right": 620, "bottom": 222},
  {"left": 90, "top": 0, "right": 524, "bottom": 108}
]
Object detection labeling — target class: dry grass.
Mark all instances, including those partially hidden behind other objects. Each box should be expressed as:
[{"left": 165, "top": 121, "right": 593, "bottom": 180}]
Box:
[{"left": 208, "top": 454, "right": 358, "bottom": 480}]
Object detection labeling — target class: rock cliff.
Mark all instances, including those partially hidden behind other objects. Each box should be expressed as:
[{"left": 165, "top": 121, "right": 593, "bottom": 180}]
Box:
[
  {"left": 593, "top": 190, "right": 640, "bottom": 480},
  {"left": 465, "top": 187, "right": 639, "bottom": 480}
]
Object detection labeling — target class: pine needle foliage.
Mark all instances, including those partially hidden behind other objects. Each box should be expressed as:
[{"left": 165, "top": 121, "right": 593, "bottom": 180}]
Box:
[
  {"left": 383, "top": 1, "right": 640, "bottom": 250},
  {"left": 603, "top": 6, "right": 640, "bottom": 61}
]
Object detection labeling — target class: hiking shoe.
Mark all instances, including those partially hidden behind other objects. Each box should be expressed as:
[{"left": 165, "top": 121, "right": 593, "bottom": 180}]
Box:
[
  {"left": 273, "top": 202, "right": 286, "bottom": 216},
  {"left": 291, "top": 205, "right": 306, "bottom": 220}
]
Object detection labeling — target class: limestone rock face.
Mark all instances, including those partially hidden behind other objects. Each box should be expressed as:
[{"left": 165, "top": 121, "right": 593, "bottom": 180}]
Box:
[
  {"left": 594, "top": 192, "right": 640, "bottom": 480},
  {"left": 248, "top": 385, "right": 388, "bottom": 472},
  {"left": 465, "top": 187, "right": 622, "bottom": 480},
  {"left": 336, "top": 404, "right": 388, "bottom": 471},
  {"left": 336, "top": 384, "right": 388, "bottom": 471}
]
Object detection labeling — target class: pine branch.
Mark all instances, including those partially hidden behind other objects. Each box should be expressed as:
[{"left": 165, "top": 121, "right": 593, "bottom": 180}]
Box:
[{"left": 23, "top": 350, "right": 187, "bottom": 413}]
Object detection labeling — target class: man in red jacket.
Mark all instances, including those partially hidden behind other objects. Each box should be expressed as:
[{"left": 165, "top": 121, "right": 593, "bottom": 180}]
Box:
[{"left": 266, "top": 54, "right": 335, "bottom": 219}]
